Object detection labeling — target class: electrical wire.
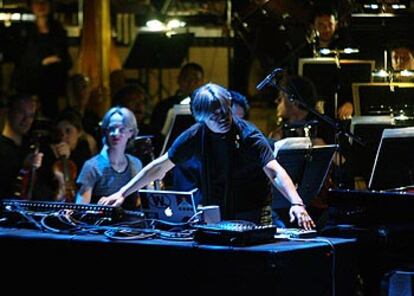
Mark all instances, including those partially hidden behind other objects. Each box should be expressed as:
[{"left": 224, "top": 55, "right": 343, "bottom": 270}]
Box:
[{"left": 286, "top": 237, "right": 336, "bottom": 296}]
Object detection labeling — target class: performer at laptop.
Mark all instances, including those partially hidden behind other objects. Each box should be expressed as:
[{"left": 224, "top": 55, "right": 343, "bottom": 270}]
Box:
[
  {"left": 76, "top": 107, "right": 143, "bottom": 209},
  {"left": 99, "top": 83, "right": 314, "bottom": 229}
]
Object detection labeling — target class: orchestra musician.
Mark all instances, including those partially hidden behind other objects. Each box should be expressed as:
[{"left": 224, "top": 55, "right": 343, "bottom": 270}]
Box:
[
  {"left": 76, "top": 107, "right": 143, "bottom": 210},
  {"left": 32, "top": 109, "right": 95, "bottom": 202},
  {"left": 391, "top": 41, "right": 414, "bottom": 72},
  {"left": 98, "top": 83, "right": 314, "bottom": 229},
  {"left": 269, "top": 75, "right": 327, "bottom": 146},
  {"left": 390, "top": 40, "right": 414, "bottom": 82},
  {"left": 300, "top": 6, "right": 354, "bottom": 120},
  {"left": 0, "top": 93, "right": 43, "bottom": 199}
]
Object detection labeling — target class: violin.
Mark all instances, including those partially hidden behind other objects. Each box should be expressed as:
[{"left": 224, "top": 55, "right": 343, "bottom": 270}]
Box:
[
  {"left": 13, "top": 135, "right": 42, "bottom": 200},
  {"left": 50, "top": 129, "right": 78, "bottom": 203}
]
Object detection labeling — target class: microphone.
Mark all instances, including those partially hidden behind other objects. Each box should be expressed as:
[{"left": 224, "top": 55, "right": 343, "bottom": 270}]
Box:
[{"left": 256, "top": 68, "right": 284, "bottom": 90}]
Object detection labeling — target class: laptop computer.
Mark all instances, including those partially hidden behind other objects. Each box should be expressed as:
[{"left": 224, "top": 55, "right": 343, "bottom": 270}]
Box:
[{"left": 139, "top": 188, "right": 198, "bottom": 222}]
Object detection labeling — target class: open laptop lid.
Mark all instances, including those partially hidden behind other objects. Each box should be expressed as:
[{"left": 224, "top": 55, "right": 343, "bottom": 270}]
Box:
[{"left": 139, "top": 188, "right": 198, "bottom": 222}]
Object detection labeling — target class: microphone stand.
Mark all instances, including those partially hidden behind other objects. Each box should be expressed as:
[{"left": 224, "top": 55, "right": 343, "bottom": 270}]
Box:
[{"left": 266, "top": 76, "right": 365, "bottom": 188}]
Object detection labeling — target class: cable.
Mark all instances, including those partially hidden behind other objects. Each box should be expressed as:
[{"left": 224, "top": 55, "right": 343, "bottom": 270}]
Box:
[
  {"left": 157, "top": 229, "right": 195, "bottom": 241},
  {"left": 104, "top": 228, "right": 156, "bottom": 240}
]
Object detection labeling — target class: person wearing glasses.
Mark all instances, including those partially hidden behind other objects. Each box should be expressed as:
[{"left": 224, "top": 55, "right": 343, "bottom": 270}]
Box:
[{"left": 76, "top": 107, "right": 142, "bottom": 209}]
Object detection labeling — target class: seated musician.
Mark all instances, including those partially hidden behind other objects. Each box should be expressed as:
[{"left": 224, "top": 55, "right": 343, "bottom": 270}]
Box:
[
  {"left": 390, "top": 40, "right": 414, "bottom": 82},
  {"left": 269, "top": 75, "right": 327, "bottom": 146},
  {"left": 0, "top": 93, "right": 43, "bottom": 199},
  {"left": 300, "top": 6, "right": 354, "bottom": 120},
  {"left": 269, "top": 76, "right": 349, "bottom": 227},
  {"left": 33, "top": 109, "right": 96, "bottom": 202},
  {"left": 76, "top": 107, "right": 143, "bottom": 209}
]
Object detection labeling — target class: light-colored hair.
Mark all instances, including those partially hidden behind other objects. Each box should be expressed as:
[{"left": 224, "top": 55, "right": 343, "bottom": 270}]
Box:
[
  {"left": 101, "top": 107, "right": 138, "bottom": 146},
  {"left": 190, "top": 83, "right": 232, "bottom": 123}
]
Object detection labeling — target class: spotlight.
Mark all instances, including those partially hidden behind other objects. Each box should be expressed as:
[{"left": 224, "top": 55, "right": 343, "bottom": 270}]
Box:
[{"left": 145, "top": 19, "right": 166, "bottom": 31}]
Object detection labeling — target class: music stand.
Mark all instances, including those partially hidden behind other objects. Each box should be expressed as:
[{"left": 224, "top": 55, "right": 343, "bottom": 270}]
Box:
[
  {"left": 272, "top": 143, "right": 337, "bottom": 209},
  {"left": 124, "top": 32, "right": 194, "bottom": 100},
  {"left": 352, "top": 82, "right": 414, "bottom": 116},
  {"left": 369, "top": 127, "right": 414, "bottom": 190},
  {"left": 298, "top": 57, "right": 375, "bottom": 119},
  {"left": 160, "top": 104, "right": 195, "bottom": 156}
]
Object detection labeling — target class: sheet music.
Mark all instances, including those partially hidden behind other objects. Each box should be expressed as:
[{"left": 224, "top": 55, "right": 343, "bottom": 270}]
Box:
[{"left": 382, "top": 127, "right": 414, "bottom": 139}]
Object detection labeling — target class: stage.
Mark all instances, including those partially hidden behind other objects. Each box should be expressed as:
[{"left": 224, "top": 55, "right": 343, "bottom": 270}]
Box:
[{"left": 0, "top": 227, "right": 357, "bottom": 295}]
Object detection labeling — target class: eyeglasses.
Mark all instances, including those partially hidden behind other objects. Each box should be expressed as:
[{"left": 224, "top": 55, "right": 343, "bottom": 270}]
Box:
[{"left": 107, "top": 126, "right": 131, "bottom": 135}]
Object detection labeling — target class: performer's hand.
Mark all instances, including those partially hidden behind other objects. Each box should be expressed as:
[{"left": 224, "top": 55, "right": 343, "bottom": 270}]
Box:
[
  {"left": 289, "top": 205, "right": 315, "bottom": 230},
  {"left": 98, "top": 192, "right": 125, "bottom": 207},
  {"left": 24, "top": 152, "right": 44, "bottom": 169},
  {"left": 53, "top": 142, "right": 71, "bottom": 159}
]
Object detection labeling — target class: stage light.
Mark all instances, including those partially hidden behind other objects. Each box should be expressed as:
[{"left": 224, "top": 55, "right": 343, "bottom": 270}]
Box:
[
  {"left": 145, "top": 19, "right": 166, "bottom": 31},
  {"left": 400, "top": 70, "right": 414, "bottom": 77},
  {"left": 392, "top": 4, "right": 406, "bottom": 9},
  {"left": 144, "top": 18, "right": 186, "bottom": 32},
  {"left": 166, "top": 18, "right": 185, "bottom": 29},
  {"left": 363, "top": 4, "right": 379, "bottom": 9},
  {"left": 319, "top": 48, "right": 359, "bottom": 55},
  {"left": 344, "top": 48, "right": 360, "bottom": 54},
  {"left": 319, "top": 48, "right": 331, "bottom": 55},
  {"left": 372, "top": 69, "right": 390, "bottom": 77}
]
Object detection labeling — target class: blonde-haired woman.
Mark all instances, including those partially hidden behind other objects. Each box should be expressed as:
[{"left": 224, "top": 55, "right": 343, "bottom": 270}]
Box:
[{"left": 76, "top": 107, "right": 142, "bottom": 209}]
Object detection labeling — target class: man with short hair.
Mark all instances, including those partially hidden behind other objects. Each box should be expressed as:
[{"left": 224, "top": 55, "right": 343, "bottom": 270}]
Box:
[
  {"left": 0, "top": 94, "right": 43, "bottom": 198},
  {"left": 150, "top": 62, "right": 204, "bottom": 134},
  {"left": 391, "top": 45, "right": 414, "bottom": 72}
]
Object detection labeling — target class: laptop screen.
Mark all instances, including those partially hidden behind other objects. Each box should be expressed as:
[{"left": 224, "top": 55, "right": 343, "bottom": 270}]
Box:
[{"left": 139, "top": 188, "right": 198, "bottom": 222}]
